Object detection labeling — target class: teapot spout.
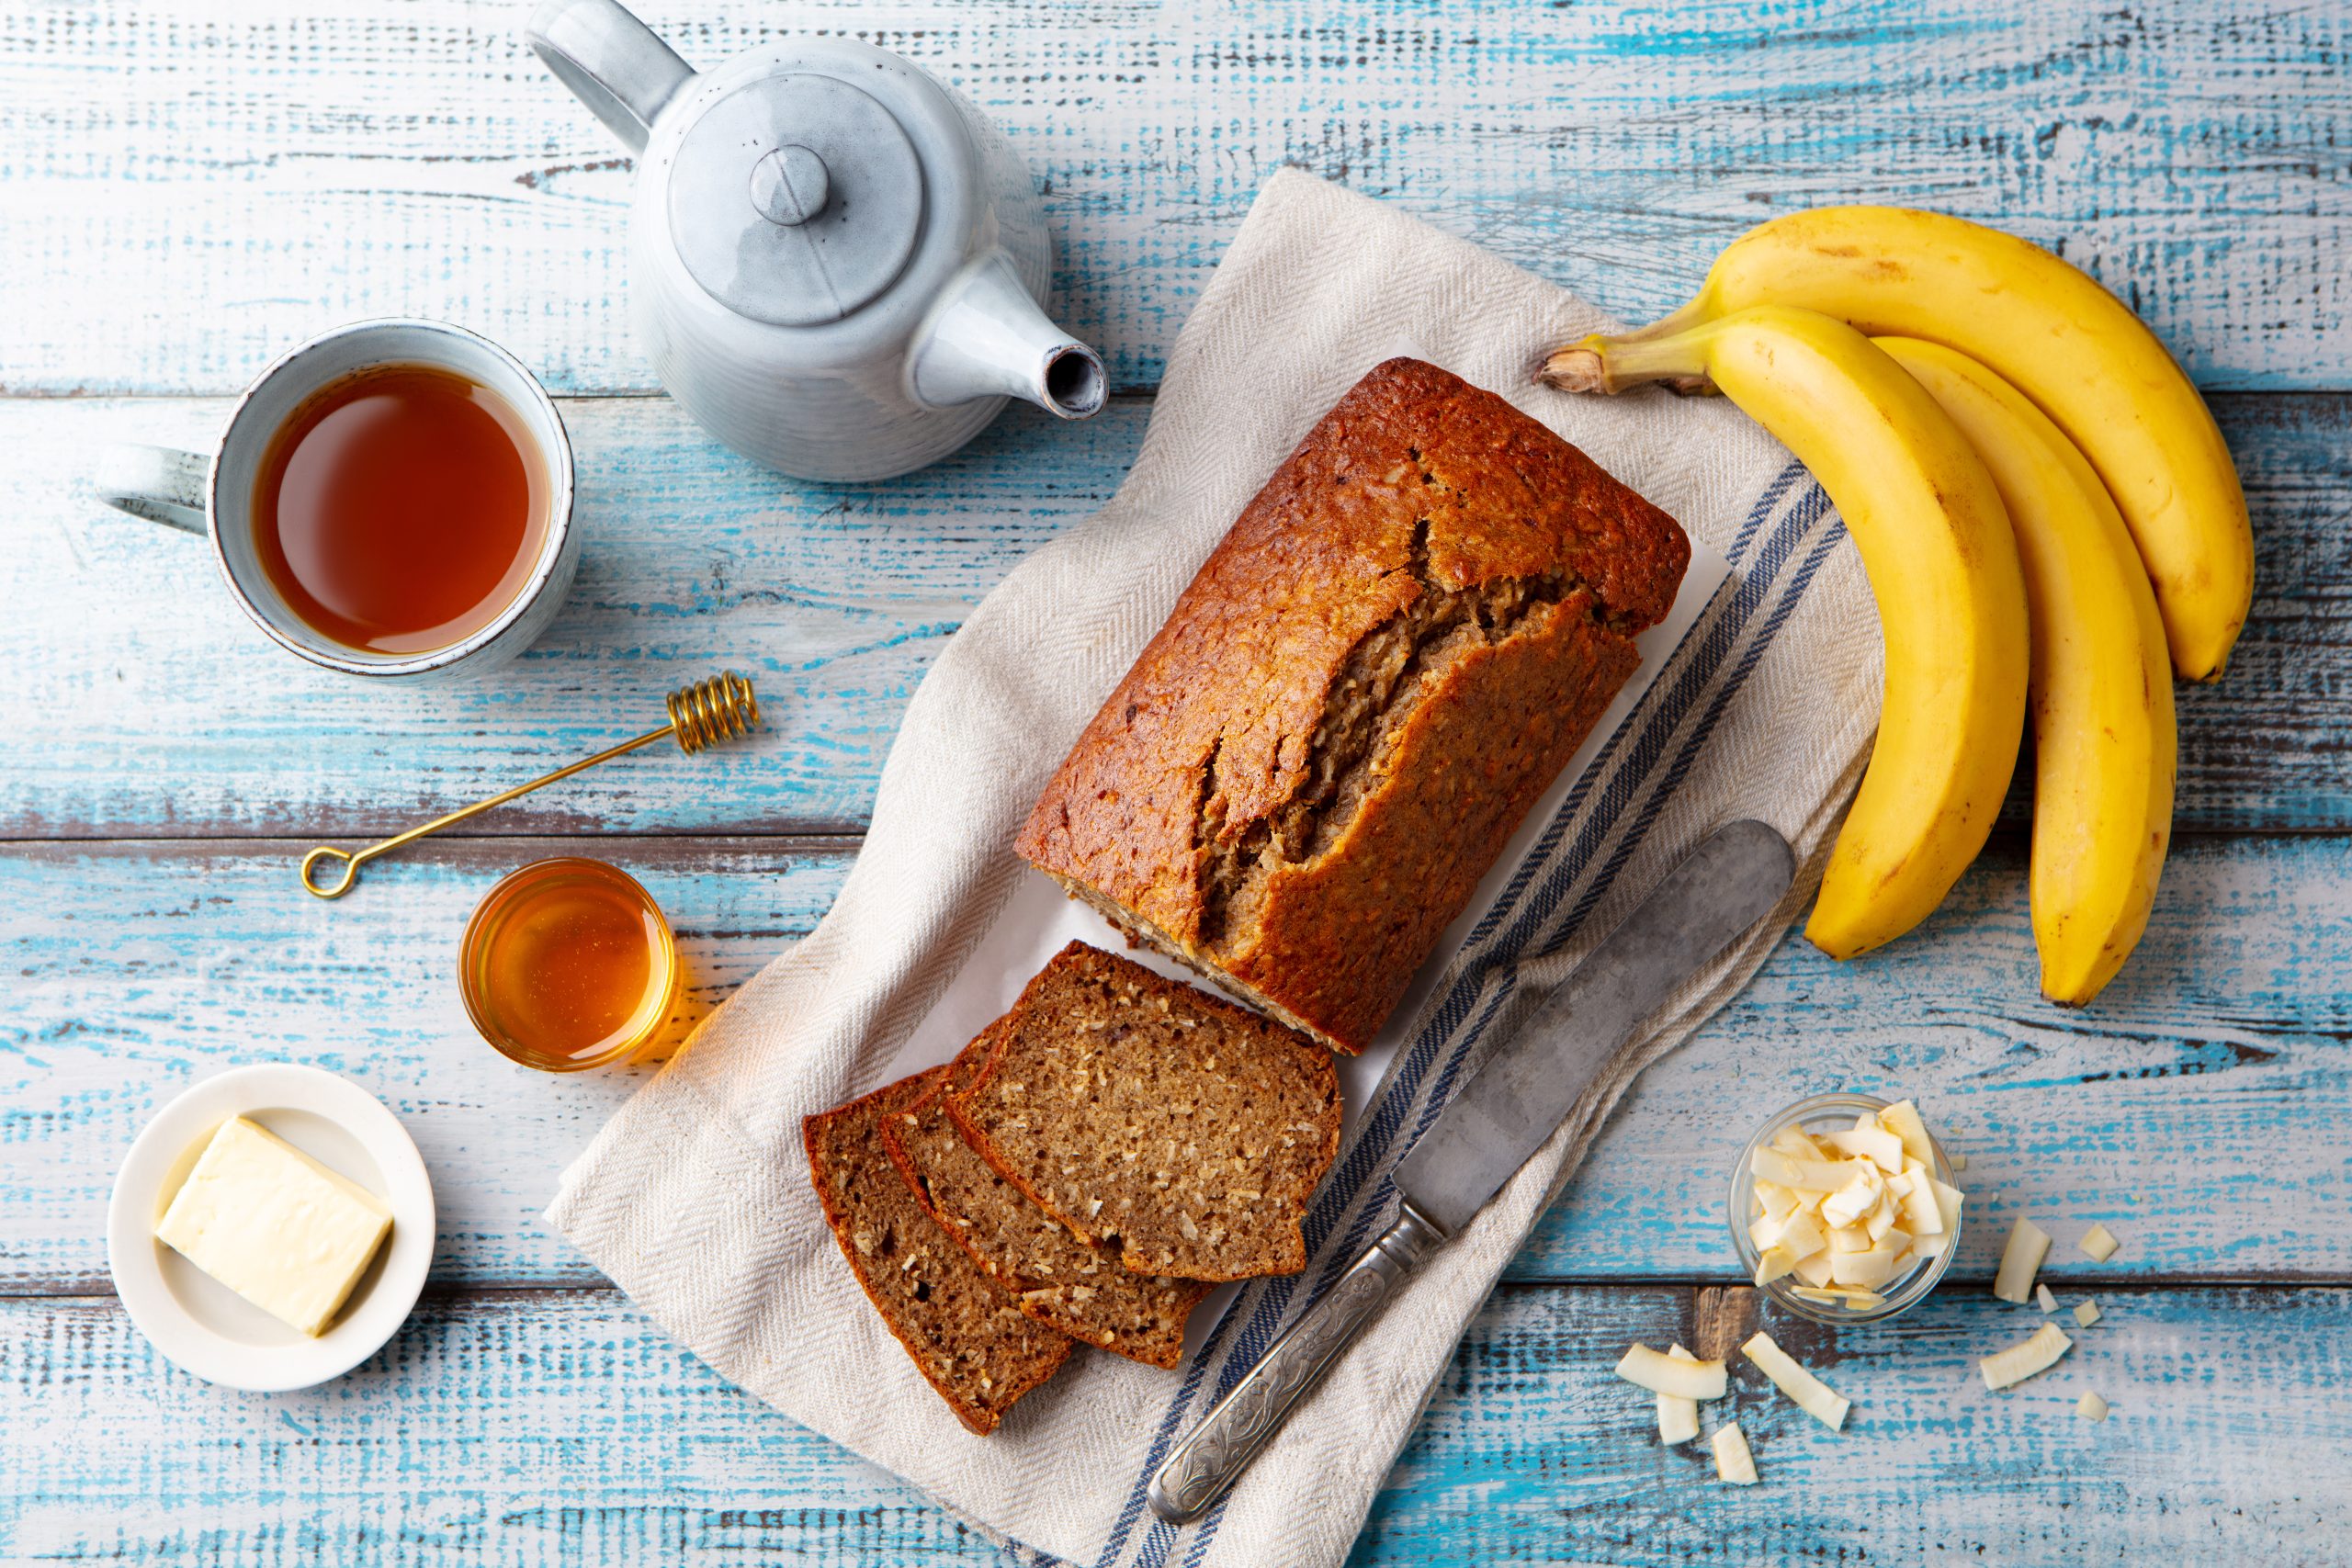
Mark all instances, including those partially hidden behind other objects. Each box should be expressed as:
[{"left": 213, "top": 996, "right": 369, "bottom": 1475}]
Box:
[{"left": 907, "top": 253, "right": 1106, "bottom": 422}]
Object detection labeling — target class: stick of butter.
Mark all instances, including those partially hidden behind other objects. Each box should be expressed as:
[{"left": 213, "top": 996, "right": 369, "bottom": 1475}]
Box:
[{"left": 154, "top": 1116, "right": 393, "bottom": 1337}]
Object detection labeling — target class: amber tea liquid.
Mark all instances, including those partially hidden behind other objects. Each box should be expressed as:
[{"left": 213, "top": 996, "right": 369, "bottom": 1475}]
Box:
[
  {"left": 460, "top": 860, "right": 679, "bottom": 1072},
  {"left": 255, "top": 364, "right": 549, "bottom": 655}
]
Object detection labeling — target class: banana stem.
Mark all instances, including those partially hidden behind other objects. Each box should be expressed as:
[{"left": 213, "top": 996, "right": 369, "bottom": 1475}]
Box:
[{"left": 1536, "top": 325, "right": 1719, "bottom": 397}]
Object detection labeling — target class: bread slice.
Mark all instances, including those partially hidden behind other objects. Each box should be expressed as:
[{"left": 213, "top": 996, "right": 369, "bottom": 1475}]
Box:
[
  {"left": 883, "top": 1025, "right": 1213, "bottom": 1370},
  {"left": 949, "top": 942, "right": 1342, "bottom": 1281},
  {"left": 804, "top": 1069, "right": 1071, "bottom": 1435}
]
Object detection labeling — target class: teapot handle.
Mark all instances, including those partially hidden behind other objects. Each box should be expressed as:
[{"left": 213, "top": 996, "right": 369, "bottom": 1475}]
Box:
[{"left": 527, "top": 0, "right": 695, "bottom": 155}]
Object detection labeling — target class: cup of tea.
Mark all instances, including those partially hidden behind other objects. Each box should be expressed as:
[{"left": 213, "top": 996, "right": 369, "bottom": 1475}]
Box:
[{"left": 95, "top": 319, "right": 579, "bottom": 681}]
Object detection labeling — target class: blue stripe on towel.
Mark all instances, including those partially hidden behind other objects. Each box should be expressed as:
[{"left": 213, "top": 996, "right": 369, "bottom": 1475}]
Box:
[{"left": 1089, "top": 467, "right": 1841, "bottom": 1568}]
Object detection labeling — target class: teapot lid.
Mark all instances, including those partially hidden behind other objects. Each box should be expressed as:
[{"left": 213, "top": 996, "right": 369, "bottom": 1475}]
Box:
[{"left": 665, "top": 72, "right": 923, "bottom": 328}]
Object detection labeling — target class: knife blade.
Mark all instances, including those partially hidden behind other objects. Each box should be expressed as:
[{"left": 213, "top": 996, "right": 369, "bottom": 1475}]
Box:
[
  {"left": 1147, "top": 819, "right": 1794, "bottom": 1526},
  {"left": 1392, "top": 816, "right": 1797, "bottom": 1235}
]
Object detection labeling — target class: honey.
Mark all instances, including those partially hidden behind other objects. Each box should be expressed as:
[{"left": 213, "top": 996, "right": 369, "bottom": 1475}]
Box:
[{"left": 459, "top": 859, "right": 679, "bottom": 1072}]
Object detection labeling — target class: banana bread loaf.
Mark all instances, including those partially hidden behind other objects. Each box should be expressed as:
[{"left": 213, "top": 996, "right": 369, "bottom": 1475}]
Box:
[{"left": 1017, "top": 358, "right": 1690, "bottom": 1052}]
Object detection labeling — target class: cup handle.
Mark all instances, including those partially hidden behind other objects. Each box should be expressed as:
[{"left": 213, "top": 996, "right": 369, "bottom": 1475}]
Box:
[{"left": 95, "top": 443, "right": 209, "bottom": 535}]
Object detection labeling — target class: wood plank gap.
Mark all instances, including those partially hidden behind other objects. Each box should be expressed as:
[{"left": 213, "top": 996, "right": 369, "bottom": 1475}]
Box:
[
  {"left": 0, "top": 388, "right": 1168, "bottom": 406},
  {"left": 1489, "top": 1270, "right": 2352, "bottom": 1290},
  {"left": 0, "top": 832, "right": 870, "bottom": 855},
  {"left": 0, "top": 822, "right": 2333, "bottom": 849},
  {"left": 15, "top": 1273, "right": 2347, "bottom": 1303}
]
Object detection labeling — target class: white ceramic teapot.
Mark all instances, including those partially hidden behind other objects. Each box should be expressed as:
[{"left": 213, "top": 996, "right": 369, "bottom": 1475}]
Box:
[{"left": 527, "top": 0, "right": 1105, "bottom": 481}]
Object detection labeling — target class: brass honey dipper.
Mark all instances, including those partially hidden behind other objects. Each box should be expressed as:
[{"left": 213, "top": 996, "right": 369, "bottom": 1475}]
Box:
[{"left": 300, "top": 672, "right": 760, "bottom": 899}]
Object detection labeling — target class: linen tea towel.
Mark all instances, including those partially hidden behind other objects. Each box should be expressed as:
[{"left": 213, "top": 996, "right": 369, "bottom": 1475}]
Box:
[{"left": 548, "top": 167, "right": 1881, "bottom": 1568}]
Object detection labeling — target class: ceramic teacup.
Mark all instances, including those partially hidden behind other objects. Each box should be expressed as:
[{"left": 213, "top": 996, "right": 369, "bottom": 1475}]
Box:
[{"left": 94, "top": 319, "right": 579, "bottom": 681}]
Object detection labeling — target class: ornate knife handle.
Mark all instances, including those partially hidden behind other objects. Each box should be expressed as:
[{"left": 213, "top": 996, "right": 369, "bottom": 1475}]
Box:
[{"left": 1148, "top": 1202, "right": 1449, "bottom": 1526}]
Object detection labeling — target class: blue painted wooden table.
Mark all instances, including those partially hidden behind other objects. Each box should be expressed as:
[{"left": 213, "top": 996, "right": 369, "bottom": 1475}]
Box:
[{"left": 5, "top": 2, "right": 2347, "bottom": 1562}]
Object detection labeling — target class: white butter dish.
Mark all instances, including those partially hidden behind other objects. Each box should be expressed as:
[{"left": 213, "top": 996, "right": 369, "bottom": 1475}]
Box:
[{"left": 107, "top": 1064, "right": 434, "bottom": 1392}]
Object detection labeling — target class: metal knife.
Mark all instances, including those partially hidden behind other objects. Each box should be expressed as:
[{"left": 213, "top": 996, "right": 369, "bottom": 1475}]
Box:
[{"left": 1146, "top": 818, "right": 1796, "bottom": 1526}]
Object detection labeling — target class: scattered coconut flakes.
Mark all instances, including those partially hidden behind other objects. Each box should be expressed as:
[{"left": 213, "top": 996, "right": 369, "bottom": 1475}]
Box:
[
  {"left": 1711, "top": 1422, "right": 1758, "bottom": 1485},
  {"left": 2074, "top": 1299, "right": 2103, "bottom": 1328},
  {"left": 1614, "top": 1343, "right": 1727, "bottom": 1401},
  {"left": 1981, "top": 1321, "right": 2074, "bottom": 1391},
  {"left": 1742, "top": 1330, "right": 1850, "bottom": 1430},
  {"left": 1993, "top": 1218, "right": 2052, "bottom": 1304},
  {"left": 2076, "top": 1390, "right": 2109, "bottom": 1422},
  {"left": 2036, "top": 1282, "right": 2059, "bottom": 1314},
  {"left": 2079, "top": 1223, "right": 2121, "bottom": 1261},
  {"left": 1657, "top": 1345, "right": 1702, "bottom": 1446}
]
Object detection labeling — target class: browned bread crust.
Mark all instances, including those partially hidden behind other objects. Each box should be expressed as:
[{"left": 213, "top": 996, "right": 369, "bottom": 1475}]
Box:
[
  {"left": 804, "top": 1071, "right": 1071, "bottom": 1435},
  {"left": 946, "top": 942, "right": 1341, "bottom": 1282},
  {"left": 1016, "top": 357, "right": 1690, "bottom": 1052},
  {"left": 881, "top": 1026, "right": 1212, "bottom": 1370}
]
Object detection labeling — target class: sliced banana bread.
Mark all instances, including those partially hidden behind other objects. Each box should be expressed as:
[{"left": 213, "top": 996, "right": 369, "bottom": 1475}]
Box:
[
  {"left": 948, "top": 942, "right": 1342, "bottom": 1281},
  {"left": 883, "top": 1027, "right": 1213, "bottom": 1369},
  {"left": 804, "top": 1069, "right": 1071, "bottom": 1435}
]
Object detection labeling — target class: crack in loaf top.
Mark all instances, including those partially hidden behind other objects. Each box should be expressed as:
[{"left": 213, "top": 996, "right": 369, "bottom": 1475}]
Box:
[{"left": 1017, "top": 357, "right": 1690, "bottom": 973}]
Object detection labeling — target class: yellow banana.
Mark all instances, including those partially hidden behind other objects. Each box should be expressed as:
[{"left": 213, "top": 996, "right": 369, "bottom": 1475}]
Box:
[
  {"left": 1544, "top": 305, "right": 2029, "bottom": 958},
  {"left": 1555, "top": 206, "right": 2250, "bottom": 680},
  {"left": 1877, "top": 339, "right": 2175, "bottom": 1006}
]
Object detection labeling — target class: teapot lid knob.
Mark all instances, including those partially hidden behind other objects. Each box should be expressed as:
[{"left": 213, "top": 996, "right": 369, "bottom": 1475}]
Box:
[{"left": 750, "top": 145, "right": 831, "bottom": 227}]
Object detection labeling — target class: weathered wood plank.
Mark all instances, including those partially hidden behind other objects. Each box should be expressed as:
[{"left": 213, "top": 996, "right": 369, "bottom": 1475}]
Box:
[
  {"left": 8, "top": 390, "right": 2346, "bottom": 838},
  {"left": 8, "top": 394, "right": 1123, "bottom": 840},
  {"left": 7, "top": 831, "right": 2349, "bottom": 1291},
  {"left": 1359, "top": 1282, "right": 2352, "bottom": 1565},
  {"left": 0, "top": 1290, "right": 1006, "bottom": 1566},
  {"left": 1517, "top": 829, "right": 2352, "bottom": 1284},
  {"left": 0, "top": 1, "right": 2344, "bottom": 397},
  {"left": 2, "top": 1282, "right": 2339, "bottom": 1564},
  {"left": 0, "top": 836, "right": 854, "bottom": 1290}
]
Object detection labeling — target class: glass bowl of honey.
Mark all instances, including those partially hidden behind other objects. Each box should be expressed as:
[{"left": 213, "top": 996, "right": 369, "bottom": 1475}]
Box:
[{"left": 459, "top": 858, "right": 680, "bottom": 1072}]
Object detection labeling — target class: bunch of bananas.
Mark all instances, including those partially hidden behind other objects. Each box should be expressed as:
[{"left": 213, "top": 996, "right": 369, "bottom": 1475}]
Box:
[{"left": 1540, "top": 208, "right": 2251, "bottom": 1006}]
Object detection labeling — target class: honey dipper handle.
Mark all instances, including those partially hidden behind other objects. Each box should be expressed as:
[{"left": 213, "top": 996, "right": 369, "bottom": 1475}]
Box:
[
  {"left": 298, "top": 724, "right": 675, "bottom": 898},
  {"left": 300, "top": 846, "right": 366, "bottom": 899},
  {"left": 298, "top": 674, "right": 757, "bottom": 899}
]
